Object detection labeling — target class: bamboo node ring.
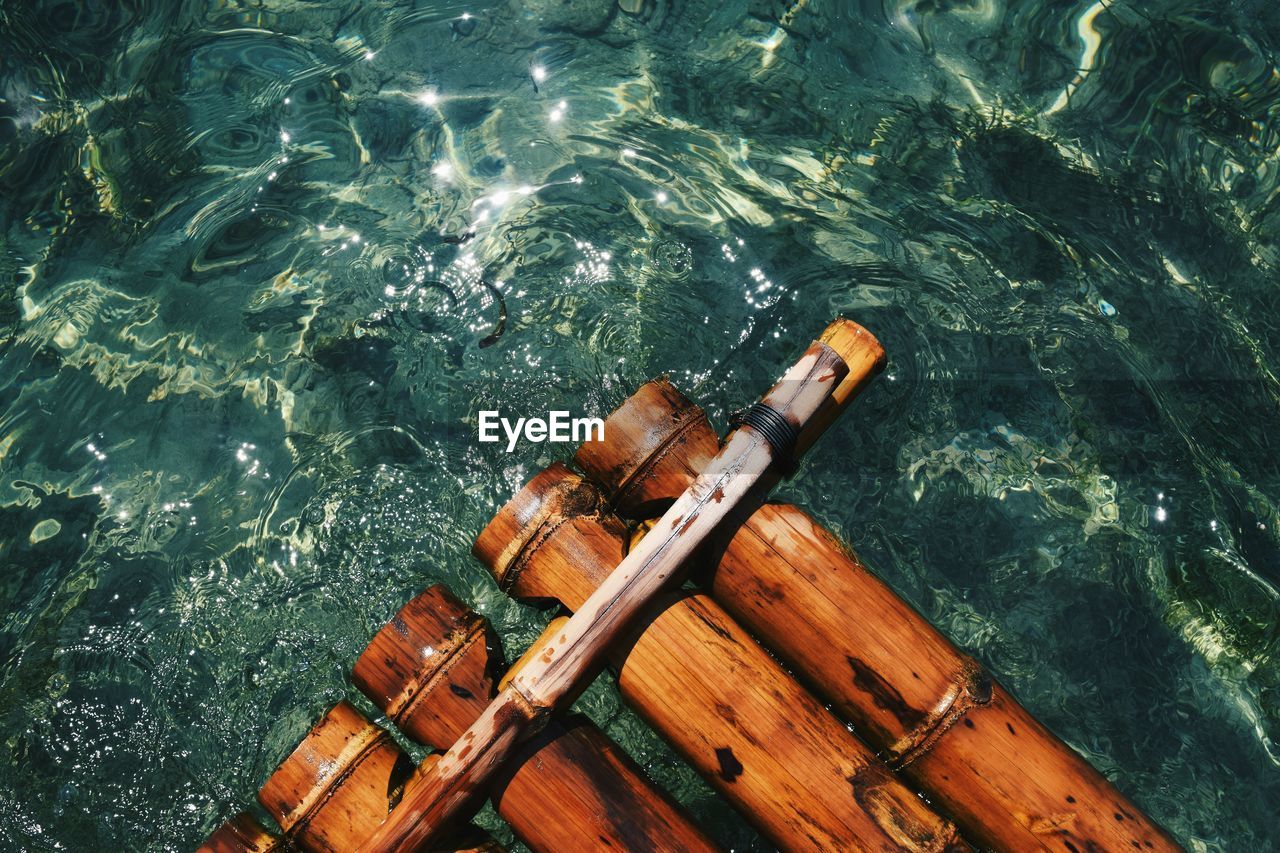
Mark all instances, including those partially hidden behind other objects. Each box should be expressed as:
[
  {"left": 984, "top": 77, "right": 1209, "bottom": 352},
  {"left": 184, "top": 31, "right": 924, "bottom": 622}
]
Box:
[
  {"left": 889, "top": 659, "right": 995, "bottom": 770},
  {"left": 506, "top": 678, "right": 553, "bottom": 735},
  {"left": 730, "top": 402, "right": 799, "bottom": 475}
]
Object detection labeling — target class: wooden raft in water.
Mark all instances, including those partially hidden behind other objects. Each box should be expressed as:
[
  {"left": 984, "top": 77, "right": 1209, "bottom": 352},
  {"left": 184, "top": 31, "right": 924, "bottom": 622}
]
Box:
[
  {"left": 200, "top": 317, "right": 1177, "bottom": 853},
  {"left": 201, "top": 585, "right": 719, "bottom": 852}
]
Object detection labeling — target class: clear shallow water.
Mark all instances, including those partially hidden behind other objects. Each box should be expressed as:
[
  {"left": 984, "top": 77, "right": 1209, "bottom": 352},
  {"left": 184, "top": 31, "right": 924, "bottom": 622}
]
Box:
[{"left": 1, "top": 0, "right": 1278, "bottom": 849}]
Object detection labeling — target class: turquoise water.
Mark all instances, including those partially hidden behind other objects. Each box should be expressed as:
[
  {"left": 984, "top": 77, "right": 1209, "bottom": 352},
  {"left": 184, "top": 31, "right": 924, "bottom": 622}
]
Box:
[{"left": 2, "top": 0, "right": 1279, "bottom": 849}]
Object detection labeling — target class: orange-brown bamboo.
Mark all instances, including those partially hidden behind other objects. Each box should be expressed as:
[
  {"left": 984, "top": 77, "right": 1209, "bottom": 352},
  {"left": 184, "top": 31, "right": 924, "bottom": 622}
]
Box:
[
  {"left": 362, "top": 330, "right": 855, "bottom": 853},
  {"left": 256, "top": 700, "right": 499, "bottom": 852},
  {"left": 197, "top": 813, "right": 281, "bottom": 853},
  {"left": 351, "top": 584, "right": 720, "bottom": 853},
  {"left": 474, "top": 463, "right": 966, "bottom": 853},
  {"left": 575, "top": 378, "right": 1180, "bottom": 852}
]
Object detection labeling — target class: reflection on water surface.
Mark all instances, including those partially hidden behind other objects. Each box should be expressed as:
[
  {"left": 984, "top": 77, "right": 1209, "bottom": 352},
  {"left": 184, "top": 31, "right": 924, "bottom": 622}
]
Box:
[{"left": 1, "top": 0, "right": 1278, "bottom": 849}]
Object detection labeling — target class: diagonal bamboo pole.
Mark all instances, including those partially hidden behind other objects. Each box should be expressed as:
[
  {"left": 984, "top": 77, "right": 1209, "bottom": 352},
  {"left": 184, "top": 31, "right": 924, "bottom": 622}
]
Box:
[{"left": 358, "top": 332, "right": 849, "bottom": 852}]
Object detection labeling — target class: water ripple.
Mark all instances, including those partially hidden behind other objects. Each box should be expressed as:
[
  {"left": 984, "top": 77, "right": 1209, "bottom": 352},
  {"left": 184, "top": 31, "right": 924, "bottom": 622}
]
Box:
[{"left": 2, "top": 1, "right": 1279, "bottom": 850}]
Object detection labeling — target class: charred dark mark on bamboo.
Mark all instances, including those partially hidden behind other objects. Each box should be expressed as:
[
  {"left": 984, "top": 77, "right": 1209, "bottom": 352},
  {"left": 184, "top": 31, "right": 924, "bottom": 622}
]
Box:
[
  {"left": 1058, "top": 832, "right": 1107, "bottom": 853},
  {"left": 743, "top": 572, "right": 787, "bottom": 603},
  {"left": 847, "top": 764, "right": 959, "bottom": 851},
  {"left": 386, "top": 750, "right": 417, "bottom": 811},
  {"left": 381, "top": 655, "right": 405, "bottom": 682},
  {"left": 683, "top": 597, "right": 737, "bottom": 644},
  {"left": 705, "top": 698, "right": 764, "bottom": 750},
  {"left": 714, "top": 747, "right": 743, "bottom": 782},
  {"left": 846, "top": 655, "right": 929, "bottom": 732},
  {"left": 390, "top": 617, "right": 490, "bottom": 730}
]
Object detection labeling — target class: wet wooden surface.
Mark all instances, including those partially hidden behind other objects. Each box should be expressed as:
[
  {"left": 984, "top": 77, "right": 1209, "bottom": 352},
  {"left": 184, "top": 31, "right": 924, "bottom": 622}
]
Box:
[
  {"left": 255, "top": 701, "right": 501, "bottom": 853},
  {"left": 361, "top": 337, "right": 847, "bottom": 852},
  {"left": 574, "top": 360, "right": 1181, "bottom": 851},
  {"left": 196, "top": 813, "right": 281, "bottom": 853},
  {"left": 475, "top": 463, "right": 966, "bottom": 853},
  {"left": 352, "top": 585, "right": 720, "bottom": 853}
]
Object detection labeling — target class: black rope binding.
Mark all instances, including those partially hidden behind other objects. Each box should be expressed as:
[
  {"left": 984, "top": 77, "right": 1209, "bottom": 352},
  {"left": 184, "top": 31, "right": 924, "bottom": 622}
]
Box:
[{"left": 730, "top": 402, "right": 799, "bottom": 476}]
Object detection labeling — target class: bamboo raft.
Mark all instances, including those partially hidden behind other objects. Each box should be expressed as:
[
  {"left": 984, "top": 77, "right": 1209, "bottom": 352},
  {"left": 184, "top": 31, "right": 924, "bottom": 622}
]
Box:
[{"left": 201, "top": 319, "right": 1178, "bottom": 853}]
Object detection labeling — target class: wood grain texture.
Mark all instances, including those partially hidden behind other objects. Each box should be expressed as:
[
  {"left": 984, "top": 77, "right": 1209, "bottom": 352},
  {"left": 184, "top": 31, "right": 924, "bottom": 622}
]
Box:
[
  {"left": 494, "top": 714, "right": 719, "bottom": 853},
  {"left": 797, "top": 318, "right": 887, "bottom": 456},
  {"left": 361, "top": 694, "right": 535, "bottom": 853},
  {"left": 352, "top": 585, "right": 499, "bottom": 749},
  {"left": 475, "top": 464, "right": 965, "bottom": 852},
  {"left": 255, "top": 701, "right": 501, "bottom": 853},
  {"left": 258, "top": 700, "right": 412, "bottom": 852},
  {"left": 352, "top": 585, "right": 720, "bottom": 853},
  {"left": 360, "top": 335, "right": 848, "bottom": 852},
  {"left": 574, "top": 376, "right": 1181, "bottom": 852}
]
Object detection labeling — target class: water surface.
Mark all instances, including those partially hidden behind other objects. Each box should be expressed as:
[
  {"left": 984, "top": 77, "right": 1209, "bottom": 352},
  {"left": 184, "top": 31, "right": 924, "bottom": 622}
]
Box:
[{"left": 1, "top": 0, "right": 1278, "bottom": 849}]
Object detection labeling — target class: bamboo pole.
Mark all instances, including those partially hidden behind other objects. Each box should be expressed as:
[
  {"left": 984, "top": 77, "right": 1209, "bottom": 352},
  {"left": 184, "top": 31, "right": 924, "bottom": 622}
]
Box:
[
  {"left": 474, "top": 464, "right": 966, "bottom": 852},
  {"left": 359, "top": 331, "right": 849, "bottom": 852},
  {"left": 573, "top": 374, "right": 1180, "bottom": 850},
  {"left": 197, "top": 814, "right": 281, "bottom": 853},
  {"left": 256, "top": 700, "right": 501, "bottom": 852},
  {"left": 351, "top": 584, "right": 720, "bottom": 853}
]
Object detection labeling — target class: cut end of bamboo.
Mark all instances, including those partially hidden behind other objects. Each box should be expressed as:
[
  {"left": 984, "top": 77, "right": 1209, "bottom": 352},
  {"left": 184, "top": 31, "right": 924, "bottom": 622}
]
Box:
[
  {"left": 353, "top": 585, "right": 495, "bottom": 746},
  {"left": 473, "top": 462, "right": 604, "bottom": 588},
  {"left": 573, "top": 379, "right": 719, "bottom": 516},
  {"left": 257, "top": 700, "right": 410, "bottom": 844},
  {"left": 796, "top": 318, "right": 885, "bottom": 454},
  {"left": 577, "top": 319, "right": 886, "bottom": 516},
  {"left": 196, "top": 813, "right": 280, "bottom": 853},
  {"left": 818, "top": 317, "right": 886, "bottom": 396}
]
